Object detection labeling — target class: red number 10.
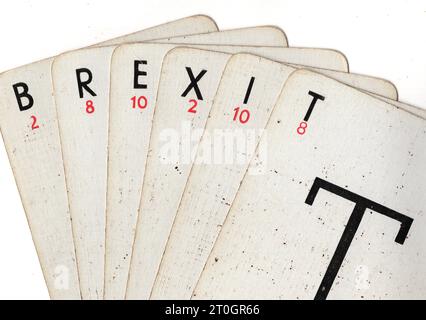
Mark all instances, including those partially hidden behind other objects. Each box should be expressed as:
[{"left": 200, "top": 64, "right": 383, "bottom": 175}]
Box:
[
  {"left": 131, "top": 96, "right": 148, "bottom": 109},
  {"left": 233, "top": 107, "right": 250, "bottom": 124}
]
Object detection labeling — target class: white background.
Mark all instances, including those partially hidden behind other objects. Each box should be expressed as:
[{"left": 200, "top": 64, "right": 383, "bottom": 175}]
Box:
[{"left": 0, "top": 0, "right": 425, "bottom": 299}]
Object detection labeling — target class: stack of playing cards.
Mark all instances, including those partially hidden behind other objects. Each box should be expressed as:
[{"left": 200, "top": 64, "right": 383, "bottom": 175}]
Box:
[{"left": 0, "top": 15, "right": 425, "bottom": 300}]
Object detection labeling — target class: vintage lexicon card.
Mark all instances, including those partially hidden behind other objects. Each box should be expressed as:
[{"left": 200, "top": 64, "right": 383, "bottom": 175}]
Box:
[
  {"left": 174, "top": 45, "right": 348, "bottom": 72},
  {"left": 186, "top": 45, "right": 399, "bottom": 99},
  {"left": 96, "top": 15, "right": 217, "bottom": 46},
  {"left": 108, "top": 44, "right": 356, "bottom": 300},
  {"left": 149, "top": 54, "right": 297, "bottom": 299},
  {"left": 148, "top": 52, "right": 420, "bottom": 299},
  {"left": 51, "top": 25, "right": 292, "bottom": 300},
  {"left": 152, "top": 26, "right": 288, "bottom": 46},
  {"left": 127, "top": 49, "right": 404, "bottom": 299},
  {"left": 0, "top": 14, "right": 218, "bottom": 300},
  {"left": 53, "top": 26, "right": 291, "bottom": 300},
  {"left": 122, "top": 48, "right": 233, "bottom": 299},
  {"left": 194, "top": 70, "right": 426, "bottom": 299},
  {"left": 0, "top": 60, "right": 81, "bottom": 300}
]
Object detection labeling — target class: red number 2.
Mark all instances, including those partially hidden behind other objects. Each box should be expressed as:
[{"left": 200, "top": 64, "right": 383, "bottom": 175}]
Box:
[
  {"left": 31, "top": 115, "right": 39, "bottom": 130},
  {"left": 187, "top": 99, "right": 198, "bottom": 114}
]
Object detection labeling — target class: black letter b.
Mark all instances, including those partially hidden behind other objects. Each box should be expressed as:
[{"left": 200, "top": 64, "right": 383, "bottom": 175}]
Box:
[{"left": 13, "top": 82, "right": 34, "bottom": 111}]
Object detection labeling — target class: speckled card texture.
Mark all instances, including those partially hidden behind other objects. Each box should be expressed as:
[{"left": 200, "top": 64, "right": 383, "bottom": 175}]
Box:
[
  {"left": 0, "top": 14, "right": 217, "bottom": 300},
  {"left": 125, "top": 48, "right": 399, "bottom": 300},
  {"left": 194, "top": 69, "right": 426, "bottom": 299},
  {"left": 109, "top": 43, "right": 367, "bottom": 300}
]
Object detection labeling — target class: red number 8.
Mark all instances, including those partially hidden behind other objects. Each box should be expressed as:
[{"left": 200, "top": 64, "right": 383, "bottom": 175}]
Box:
[
  {"left": 86, "top": 100, "right": 95, "bottom": 114},
  {"left": 297, "top": 121, "right": 308, "bottom": 135}
]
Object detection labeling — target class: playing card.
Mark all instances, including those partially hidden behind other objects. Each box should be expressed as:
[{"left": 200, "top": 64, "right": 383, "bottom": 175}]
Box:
[
  {"left": 130, "top": 48, "right": 400, "bottom": 299},
  {"left": 193, "top": 69, "right": 426, "bottom": 299},
  {"left": 93, "top": 15, "right": 218, "bottom": 46},
  {"left": 378, "top": 97, "right": 426, "bottom": 118},
  {"left": 315, "top": 69, "right": 397, "bottom": 100},
  {"left": 0, "top": 59, "right": 81, "bottom": 300},
  {"left": 148, "top": 53, "right": 292, "bottom": 299},
  {"left": 53, "top": 24, "right": 292, "bottom": 300},
  {"left": 152, "top": 26, "right": 288, "bottom": 46},
  {"left": 107, "top": 43, "right": 356, "bottom": 300},
  {"left": 182, "top": 45, "right": 401, "bottom": 100},
  {"left": 148, "top": 53, "right": 422, "bottom": 298},
  {"left": 145, "top": 53, "right": 297, "bottom": 299},
  {"left": 175, "top": 45, "right": 349, "bottom": 71},
  {"left": 0, "top": 15, "right": 217, "bottom": 300},
  {"left": 110, "top": 47, "right": 230, "bottom": 300}
]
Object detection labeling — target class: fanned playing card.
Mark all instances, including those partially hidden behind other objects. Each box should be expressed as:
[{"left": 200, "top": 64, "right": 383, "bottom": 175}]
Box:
[
  {"left": 188, "top": 45, "right": 349, "bottom": 71},
  {"left": 52, "top": 26, "right": 290, "bottom": 300},
  {"left": 104, "top": 27, "right": 290, "bottom": 299},
  {"left": 94, "top": 15, "right": 218, "bottom": 46},
  {"left": 132, "top": 48, "right": 400, "bottom": 298},
  {"left": 0, "top": 59, "right": 81, "bottom": 300},
  {"left": 107, "top": 43, "right": 354, "bottom": 300},
  {"left": 187, "top": 46, "right": 400, "bottom": 100},
  {"left": 180, "top": 45, "right": 399, "bottom": 99},
  {"left": 0, "top": 15, "right": 217, "bottom": 300},
  {"left": 193, "top": 70, "right": 426, "bottom": 299},
  {"left": 148, "top": 53, "right": 418, "bottom": 299},
  {"left": 152, "top": 26, "right": 288, "bottom": 46},
  {"left": 1, "top": 13, "right": 423, "bottom": 302}
]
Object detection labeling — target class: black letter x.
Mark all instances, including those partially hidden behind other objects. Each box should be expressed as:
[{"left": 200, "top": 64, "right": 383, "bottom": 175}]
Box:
[{"left": 181, "top": 67, "right": 207, "bottom": 100}]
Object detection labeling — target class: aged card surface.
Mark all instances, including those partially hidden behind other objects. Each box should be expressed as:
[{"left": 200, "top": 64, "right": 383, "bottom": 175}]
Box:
[
  {"left": 120, "top": 48, "right": 232, "bottom": 299},
  {"left": 148, "top": 54, "right": 296, "bottom": 299},
  {"left": 0, "top": 15, "right": 217, "bottom": 300},
  {"left": 126, "top": 49, "right": 402, "bottom": 299},
  {"left": 52, "top": 48, "right": 113, "bottom": 300},
  {"left": 314, "top": 69, "right": 397, "bottom": 100},
  {"left": 55, "top": 26, "right": 293, "bottom": 300},
  {"left": 107, "top": 45, "right": 229, "bottom": 300},
  {"left": 188, "top": 46, "right": 348, "bottom": 72},
  {"left": 152, "top": 26, "right": 288, "bottom": 46},
  {"left": 108, "top": 43, "right": 358, "bottom": 300},
  {"left": 187, "top": 45, "right": 399, "bottom": 99},
  {"left": 378, "top": 97, "right": 426, "bottom": 118},
  {"left": 194, "top": 70, "right": 426, "bottom": 299},
  {"left": 94, "top": 15, "right": 218, "bottom": 46},
  {"left": 0, "top": 60, "right": 81, "bottom": 300},
  {"left": 148, "top": 53, "right": 417, "bottom": 299}
]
